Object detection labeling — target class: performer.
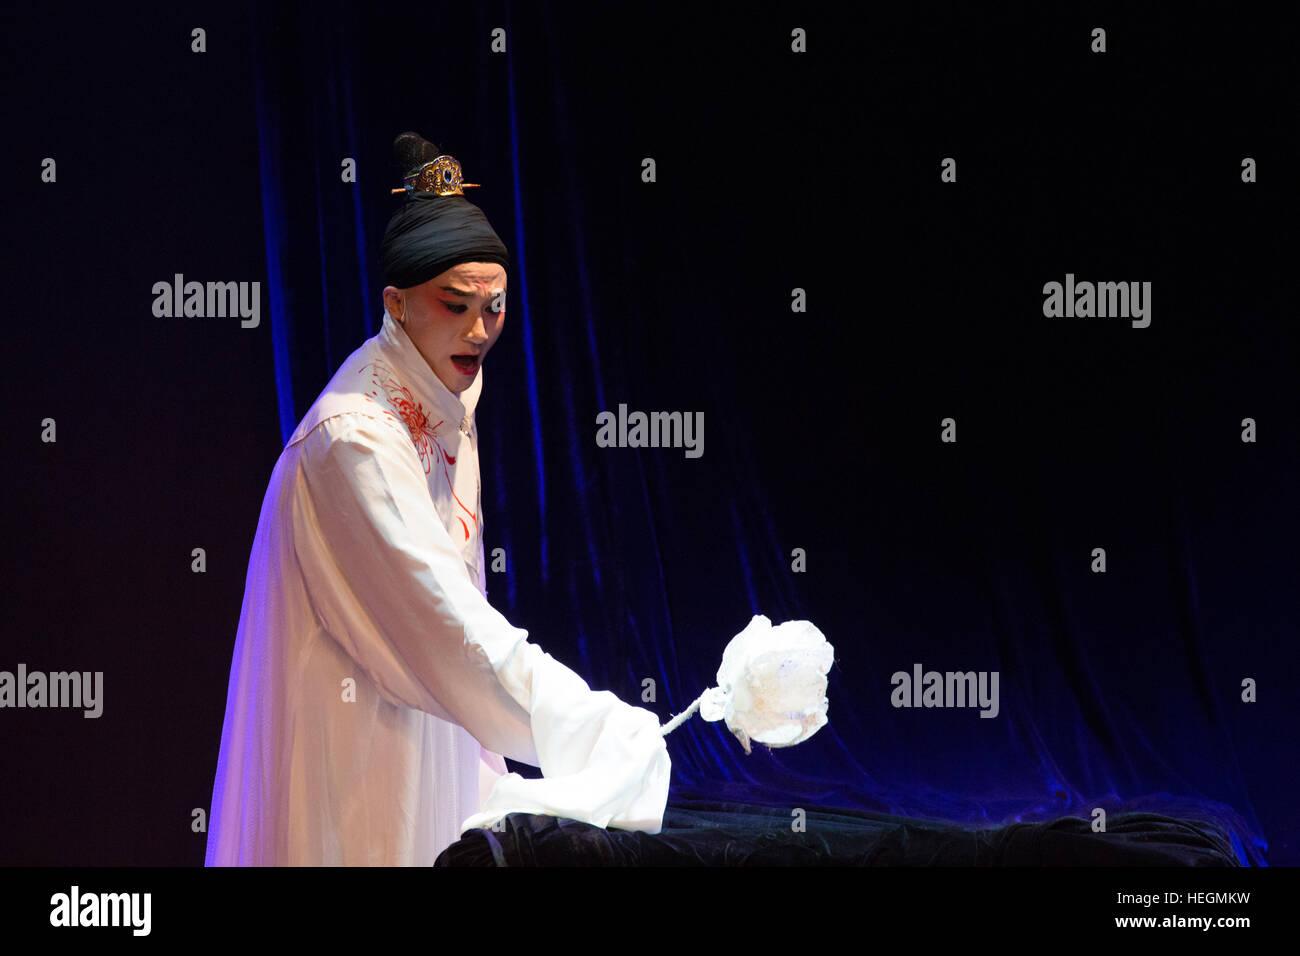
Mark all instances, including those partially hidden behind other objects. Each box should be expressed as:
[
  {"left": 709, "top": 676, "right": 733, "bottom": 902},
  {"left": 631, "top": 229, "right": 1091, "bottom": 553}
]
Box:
[{"left": 205, "top": 132, "right": 669, "bottom": 865}]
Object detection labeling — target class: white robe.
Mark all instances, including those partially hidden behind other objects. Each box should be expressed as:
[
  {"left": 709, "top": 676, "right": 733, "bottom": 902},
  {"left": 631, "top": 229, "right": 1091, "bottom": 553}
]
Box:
[{"left": 205, "top": 311, "right": 670, "bottom": 865}]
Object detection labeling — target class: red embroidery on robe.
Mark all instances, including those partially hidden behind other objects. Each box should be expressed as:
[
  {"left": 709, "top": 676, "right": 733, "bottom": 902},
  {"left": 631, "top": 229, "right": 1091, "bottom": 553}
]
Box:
[{"left": 359, "top": 361, "right": 478, "bottom": 542}]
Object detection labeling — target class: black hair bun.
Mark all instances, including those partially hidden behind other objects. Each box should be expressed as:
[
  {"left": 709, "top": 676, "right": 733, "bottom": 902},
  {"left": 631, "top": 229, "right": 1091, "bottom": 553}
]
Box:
[{"left": 393, "top": 131, "right": 441, "bottom": 177}]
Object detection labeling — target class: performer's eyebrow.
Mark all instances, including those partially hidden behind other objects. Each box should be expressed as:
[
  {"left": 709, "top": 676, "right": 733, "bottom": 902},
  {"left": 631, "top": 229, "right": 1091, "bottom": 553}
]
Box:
[{"left": 439, "top": 285, "right": 506, "bottom": 300}]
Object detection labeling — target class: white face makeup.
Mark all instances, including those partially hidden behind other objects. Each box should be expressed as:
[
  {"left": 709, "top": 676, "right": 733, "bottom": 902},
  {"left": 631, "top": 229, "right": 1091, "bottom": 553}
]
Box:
[{"left": 383, "top": 262, "right": 507, "bottom": 395}]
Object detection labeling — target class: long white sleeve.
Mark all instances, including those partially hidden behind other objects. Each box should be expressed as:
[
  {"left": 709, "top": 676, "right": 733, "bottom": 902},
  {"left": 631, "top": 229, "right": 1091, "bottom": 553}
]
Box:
[
  {"left": 293, "top": 411, "right": 670, "bottom": 833},
  {"left": 293, "top": 411, "right": 540, "bottom": 763}
]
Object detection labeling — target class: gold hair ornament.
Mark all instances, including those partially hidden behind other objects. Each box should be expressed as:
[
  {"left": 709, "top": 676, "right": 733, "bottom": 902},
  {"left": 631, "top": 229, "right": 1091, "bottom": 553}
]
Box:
[{"left": 391, "top": 154, "right": 481, "bottom": 196}]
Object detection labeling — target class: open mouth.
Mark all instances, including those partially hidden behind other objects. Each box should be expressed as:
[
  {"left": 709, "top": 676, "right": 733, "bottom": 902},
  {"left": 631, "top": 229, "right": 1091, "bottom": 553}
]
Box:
[{"left": 451, "top": 354, "right": 480, "bottom": 375}]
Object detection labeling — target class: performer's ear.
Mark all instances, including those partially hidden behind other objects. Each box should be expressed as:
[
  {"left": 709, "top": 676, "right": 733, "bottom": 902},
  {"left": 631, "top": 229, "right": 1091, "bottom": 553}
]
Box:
[{"left": 382, "top": 286, "right": 405, "bottom": 322}]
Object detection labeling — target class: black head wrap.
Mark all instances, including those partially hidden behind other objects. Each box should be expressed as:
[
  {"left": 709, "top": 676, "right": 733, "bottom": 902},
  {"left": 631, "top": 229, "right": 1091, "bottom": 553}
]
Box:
[{"left": 380, "top": 132, "right": 510, "bottom": 289}]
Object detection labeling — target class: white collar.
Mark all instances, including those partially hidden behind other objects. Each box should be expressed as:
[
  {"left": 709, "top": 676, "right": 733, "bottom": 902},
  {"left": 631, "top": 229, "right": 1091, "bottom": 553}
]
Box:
[{"left": 379, "top": 310, "right": 483, "bottom": 436}]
